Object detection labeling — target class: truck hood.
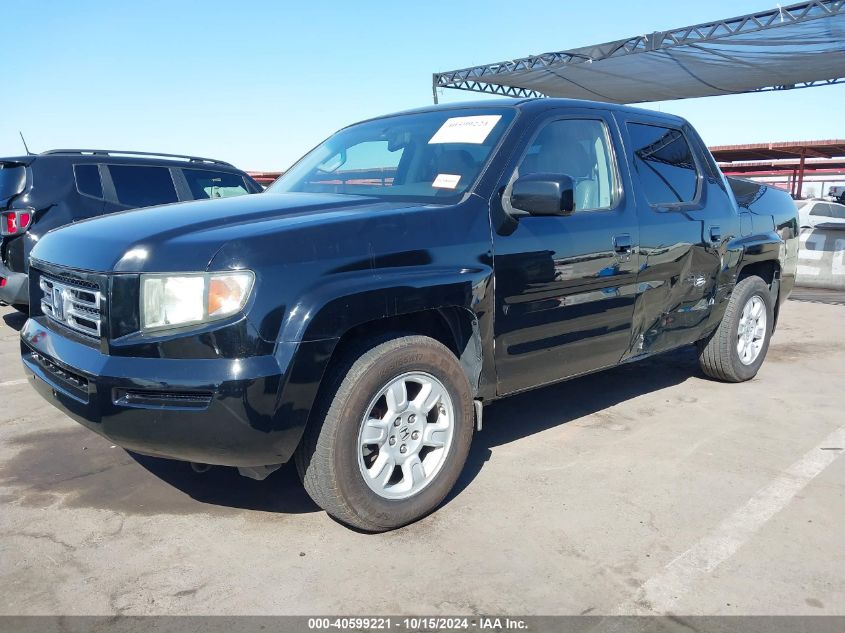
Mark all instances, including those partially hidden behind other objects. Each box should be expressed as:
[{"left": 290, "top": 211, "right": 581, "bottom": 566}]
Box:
[{"left": 30, "top": 192, "right": 420, "bottom": 273}]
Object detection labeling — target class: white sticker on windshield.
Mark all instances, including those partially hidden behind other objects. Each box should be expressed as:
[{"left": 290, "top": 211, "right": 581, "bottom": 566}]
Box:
[
  {"left": 428, "top": 115, "right": 502, "bottom": 145},
  {"left": 432, "top": 173, "right": 461, "bottom": 189}
]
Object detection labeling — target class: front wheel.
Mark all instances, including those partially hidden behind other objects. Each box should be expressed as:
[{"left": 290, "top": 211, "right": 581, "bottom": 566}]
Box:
[
  {"left": 295, "top": 334, "right": 474, "bottom": 531},
  {"left": 698, "top": 275, "right": 774, "bottom": 382}
]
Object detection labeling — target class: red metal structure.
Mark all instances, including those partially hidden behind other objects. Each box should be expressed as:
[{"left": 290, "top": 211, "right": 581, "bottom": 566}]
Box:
[
  {"left": 250, "top": 140, "right": 845, "bottom": 198},
  {"left": 247, "top": 171, "right": 281, "bottom": 187},
  {"left": 711, "top": 140, "right": 845, "bottom": 197}
]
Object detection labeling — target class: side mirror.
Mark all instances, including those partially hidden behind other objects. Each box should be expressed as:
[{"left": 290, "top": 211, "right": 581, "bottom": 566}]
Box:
[{"left": 510, "top": 173, "right": 575, "bottom": 216}]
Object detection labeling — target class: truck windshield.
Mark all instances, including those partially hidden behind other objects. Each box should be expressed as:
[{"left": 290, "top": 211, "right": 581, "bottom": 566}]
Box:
[
  {"left": 268, "top": 107, "right": 516, "bottom": 203},
  {"left": 0, "top": 164, "right": 26, "bottom": 200}
]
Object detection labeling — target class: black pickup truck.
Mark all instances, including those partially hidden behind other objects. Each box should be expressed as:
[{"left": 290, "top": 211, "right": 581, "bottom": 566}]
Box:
[{"left": 19, "top": 99, "right": 798, "bottom": 531}]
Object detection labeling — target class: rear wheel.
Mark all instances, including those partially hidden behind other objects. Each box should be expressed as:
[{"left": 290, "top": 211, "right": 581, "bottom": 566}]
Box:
[
  {"left": 295, "top": 334, "right": 474, "bottom": 531},
  {"left": 698, "top": 275, "right": 774, "bottom": 382}
]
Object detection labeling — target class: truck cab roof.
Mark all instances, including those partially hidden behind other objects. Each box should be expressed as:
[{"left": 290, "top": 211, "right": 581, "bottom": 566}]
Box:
[{"left": 356, "top": 97, "right": 688, "bottom": 127}]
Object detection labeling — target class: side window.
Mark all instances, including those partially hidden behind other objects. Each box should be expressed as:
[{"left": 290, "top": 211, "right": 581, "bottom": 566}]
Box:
[
  {"left": 182, "top": 169, "right": 250, "bottom": 199},
  {"left": 517, "top": 119, "right": 617, "bottom": 211},
  {"left": 809, "top": 203, "right": 831, "bottom": 217},
  {"left": 108, "top": 165, "right": 178, "bottom": 207},
  {"left": 627, "top": 122, "right": 699, "bottom": 205},
  {"left": 74, "top": 164, "right": 103, "bottom": 198}
]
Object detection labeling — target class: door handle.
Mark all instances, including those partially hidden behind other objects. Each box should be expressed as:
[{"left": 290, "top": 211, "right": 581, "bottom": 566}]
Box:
[
  {"left": 613, "top": 234, "right": 632, "bottom": 262},
  {"left": 709, "top": 225, "right": 722, "bottom": 243},
  {"left": 613, "top": 234, "right": 632, "bottom": 253}
]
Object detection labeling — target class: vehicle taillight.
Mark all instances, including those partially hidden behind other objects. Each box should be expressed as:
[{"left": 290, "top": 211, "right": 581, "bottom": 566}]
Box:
[
  {"left": 3, "top": 213, "right": 14, "bottom": 234},
  {"left": 1, "top": 209, "right": 33, "bottom": 236}
]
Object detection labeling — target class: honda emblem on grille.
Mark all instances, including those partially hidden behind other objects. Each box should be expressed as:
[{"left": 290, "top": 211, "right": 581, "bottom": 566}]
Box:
[
  {"left": 53, "top": 287, "right": 65, "bottom": 320},
  {"left": 41, "top": 275, "right": 103, "bottom": 337}
]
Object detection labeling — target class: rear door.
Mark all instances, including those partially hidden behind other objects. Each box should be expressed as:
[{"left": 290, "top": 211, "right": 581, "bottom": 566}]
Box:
[
  {"left": 491, "top": 108, "right": 641, "bottom": 395},
  {"left": 614, "top": 115, "right": 740, "bottom": 356}
]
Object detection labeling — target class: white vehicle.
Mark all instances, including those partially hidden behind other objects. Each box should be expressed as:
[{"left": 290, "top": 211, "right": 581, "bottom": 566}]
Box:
[
  {"left": 796, "top": 199, "right": 845, "bottom": 229},
  {"left": 827, "top": 185, "right": 845, "bottom": 203}
]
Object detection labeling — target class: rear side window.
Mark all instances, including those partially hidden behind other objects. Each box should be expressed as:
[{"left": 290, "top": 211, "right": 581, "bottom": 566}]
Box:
[
  {"left": 809, "top": 203, "right": 832, "bottom": 217},
  {"left": 628, "top": 123, "right": 699, "bottom": 205},
  {"left": 108, "top": 165, "right": 178, "bottom": 207},
  {"left": 182, "top": 169, "right": 250, "bottom": 199},
  {"left": 74, "top": 164, "right": 103, "bottom": 198},
  {"left": 0, "top": 164, "right": 26, "bottom": 199}
]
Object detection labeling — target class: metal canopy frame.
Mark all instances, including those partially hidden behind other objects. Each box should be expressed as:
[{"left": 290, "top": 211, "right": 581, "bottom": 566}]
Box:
[
  {"left": 433, "top": 0, "right": 845, "bottom": 103},
  {"left": 711, "top": 139, "right": 845, "bottom": 197}
]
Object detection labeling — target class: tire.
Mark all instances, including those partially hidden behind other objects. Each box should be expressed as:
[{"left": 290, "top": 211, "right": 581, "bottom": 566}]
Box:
[
  {"left": 698, "top": 275, "right": 774, "bottom": 382},
  {"left": 295, "top": 333, "right": 474, "bottom": 531}
]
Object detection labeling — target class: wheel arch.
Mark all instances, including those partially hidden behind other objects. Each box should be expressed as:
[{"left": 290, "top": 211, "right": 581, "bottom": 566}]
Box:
[
  {"left": 289, "top": 304, "right": 483, "bottom": 467},
  {"left": 735, "top": 253, "right": 782, "bottom": 330},
  {"left": 326, "top": 306, "right": 483, "bottom": 396},
  {"left": 274, "top": 268, "right": 493, "bottom": 458}
]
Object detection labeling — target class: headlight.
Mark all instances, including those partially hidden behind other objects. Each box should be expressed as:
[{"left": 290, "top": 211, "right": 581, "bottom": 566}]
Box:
[{"left": 141, "top": 271, "right": 255, "bottom": 332}]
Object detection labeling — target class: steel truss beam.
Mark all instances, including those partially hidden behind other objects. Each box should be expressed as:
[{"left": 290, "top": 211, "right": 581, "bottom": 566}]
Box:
[{"left": 432, "top": 0, "right": 845, "bottom": 103}]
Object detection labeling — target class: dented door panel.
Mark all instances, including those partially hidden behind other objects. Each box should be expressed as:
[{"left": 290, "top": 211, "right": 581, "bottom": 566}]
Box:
[{"left": 615, "top": 115, "right": 742, "bottom": 359}]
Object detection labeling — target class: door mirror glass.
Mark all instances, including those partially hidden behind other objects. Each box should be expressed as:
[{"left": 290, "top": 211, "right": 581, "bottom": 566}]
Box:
[{"left": 510, "top": 173, "right": 575, "bottom": 216}]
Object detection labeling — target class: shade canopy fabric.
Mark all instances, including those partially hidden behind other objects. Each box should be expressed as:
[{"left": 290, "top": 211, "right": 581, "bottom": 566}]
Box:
[{"left": 433, "top": 1, "right": 845, "bottom": 104}]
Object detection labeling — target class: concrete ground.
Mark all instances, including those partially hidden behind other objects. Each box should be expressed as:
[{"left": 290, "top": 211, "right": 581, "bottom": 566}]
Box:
[{"left": 0, "top": 296, "right": 843, "bottom": 617}]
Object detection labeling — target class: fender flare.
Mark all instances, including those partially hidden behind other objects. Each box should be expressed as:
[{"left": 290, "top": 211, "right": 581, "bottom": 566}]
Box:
[{"left": 277, "top": 266, "right": 492, "bottom": 345}]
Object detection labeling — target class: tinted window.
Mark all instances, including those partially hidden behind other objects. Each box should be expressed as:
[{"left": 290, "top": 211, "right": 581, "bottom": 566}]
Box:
[
  {"left": 182, "top": 169, "right": 250, "bottom": 199},
  {"left": 628, "top": 123, "right": 699, "bottom": 204},
  {"left": 517, "top": 118, "right": 617, "bottom": 210},
  {"left": 831, "top": 203, "right": 845, "bottom": 219},
  {"left": 109, "top": 165, "right": 178, "bottom": 207},
  {"left": 74, "top": 164, "right": 103, "bottom": 198},
  {"left": 0, "top": 164, "right": 26, "bottom": 199},
  {"left": 809, "top": 203, "right": 831, "bottom": 217}
]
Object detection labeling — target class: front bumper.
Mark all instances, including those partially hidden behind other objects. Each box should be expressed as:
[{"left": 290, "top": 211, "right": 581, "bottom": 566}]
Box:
[
  {"left": 0, "top": 262, "right": 28, "bottom": 306},
  {"left": 20, "top": 317, "right": 331, "bottom": 467}
]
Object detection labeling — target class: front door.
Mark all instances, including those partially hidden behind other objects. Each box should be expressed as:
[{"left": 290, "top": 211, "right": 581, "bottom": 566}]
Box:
[{"left": 491, "top": 110, "right": 640, "bottom": 395}]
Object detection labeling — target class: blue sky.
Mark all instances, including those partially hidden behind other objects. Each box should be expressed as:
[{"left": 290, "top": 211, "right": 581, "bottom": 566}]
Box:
[{"left": 3, "top": 0, "right": 843, "bottom": 171}]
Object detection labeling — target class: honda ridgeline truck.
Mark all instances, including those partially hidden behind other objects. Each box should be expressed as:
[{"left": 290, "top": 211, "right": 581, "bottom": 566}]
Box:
[{"left": 20, "top": 99, "right": 798, "bottom": 531}]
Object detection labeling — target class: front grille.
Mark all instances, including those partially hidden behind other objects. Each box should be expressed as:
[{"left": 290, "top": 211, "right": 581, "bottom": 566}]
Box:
[{"left": 40, "top": 275, "right": 103, "bottom": 338}]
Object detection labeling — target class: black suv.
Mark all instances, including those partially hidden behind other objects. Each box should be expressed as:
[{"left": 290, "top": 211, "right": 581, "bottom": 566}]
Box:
[{"left": 0, "top": 150, "right": 262, "bottom": 310}]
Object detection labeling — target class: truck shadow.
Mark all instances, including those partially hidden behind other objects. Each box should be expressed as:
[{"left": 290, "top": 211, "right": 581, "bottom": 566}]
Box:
[
  {"left": 132, "top": 345, "right": 700, "bottom": 516},
  {"left": 2, "top": 309, "right": 27, "bottom": 332},
  {"left": 444, "top": 345, "right": 700, "bottom": 504},
  {"left": 128, "top": 345, "right": 701, "bottom": 517},
  {"left": 128, "top": 455, "right": 318, "bottom": 515},
  {"left": 2, "top": 345, "right": 700, "bottom": 519},
  {"left": 0, "top": 425, "right": 319, "bottom": 516}
]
